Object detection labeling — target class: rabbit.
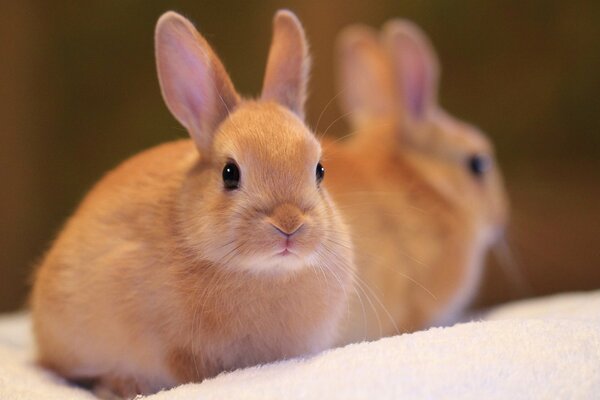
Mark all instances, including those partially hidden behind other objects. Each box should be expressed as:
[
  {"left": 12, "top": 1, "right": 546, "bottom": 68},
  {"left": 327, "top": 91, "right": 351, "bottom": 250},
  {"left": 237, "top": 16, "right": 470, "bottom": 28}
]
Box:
[
  {"left": 30, "top": 10, "right": 354, "bottom": 398},
  {"left": 321, "top": 20, "right": 508, "bottom": 344}
]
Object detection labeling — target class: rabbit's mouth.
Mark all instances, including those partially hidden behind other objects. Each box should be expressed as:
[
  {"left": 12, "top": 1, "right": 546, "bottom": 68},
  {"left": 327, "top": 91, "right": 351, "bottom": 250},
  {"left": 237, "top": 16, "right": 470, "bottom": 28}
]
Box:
[
  {"left": 272, "top": 243, "right": 302, "bottom": 261},
  {"left": 276, "top": 248, "right": 295, "bottom": 257},
  {"left": 274, "top": 232, "right": 302, "bottom": 256},
  {"left": 253, "top": 242, "right": 316, "bottom": 273}
]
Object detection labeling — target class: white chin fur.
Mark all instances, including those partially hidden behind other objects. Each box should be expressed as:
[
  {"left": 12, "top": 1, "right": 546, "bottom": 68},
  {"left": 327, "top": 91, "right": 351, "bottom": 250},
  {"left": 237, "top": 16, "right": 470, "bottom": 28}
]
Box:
[{"left": 236, "top": 253, "right": 311, "bottom": 275}]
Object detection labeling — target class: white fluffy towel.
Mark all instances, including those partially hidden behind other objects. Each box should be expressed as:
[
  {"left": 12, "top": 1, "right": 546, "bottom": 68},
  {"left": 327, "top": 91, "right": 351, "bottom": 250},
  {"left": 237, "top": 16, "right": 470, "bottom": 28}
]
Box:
[{"left": 1, "top": 291, "right": 599, "bottom": 399}]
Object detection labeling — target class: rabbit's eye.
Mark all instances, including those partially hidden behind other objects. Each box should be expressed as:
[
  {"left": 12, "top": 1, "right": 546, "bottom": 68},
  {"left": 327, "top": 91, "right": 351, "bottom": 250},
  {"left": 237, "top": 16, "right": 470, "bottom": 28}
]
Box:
[
  {"left": 467, "top": 154, "right": 490, "bottom": 178},
  {"left": 316, "top": 162, "right": 325, "bottom": 185},
  {"left": 222, "top": 162, "right": 240, "bottom": 190}
]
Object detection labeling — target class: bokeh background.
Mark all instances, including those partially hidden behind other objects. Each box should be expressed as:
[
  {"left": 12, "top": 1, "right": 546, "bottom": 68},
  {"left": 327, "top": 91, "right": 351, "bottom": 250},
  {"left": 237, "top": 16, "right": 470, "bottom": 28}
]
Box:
[{"left": 1, "top": 0, "right": 599, "bottom": 312}]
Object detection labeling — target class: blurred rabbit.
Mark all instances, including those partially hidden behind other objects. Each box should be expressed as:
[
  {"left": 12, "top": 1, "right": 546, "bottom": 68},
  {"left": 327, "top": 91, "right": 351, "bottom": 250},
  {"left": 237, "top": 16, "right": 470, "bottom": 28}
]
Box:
[{"left": 322, "top": 20, "right": 508, "bottom": 343}]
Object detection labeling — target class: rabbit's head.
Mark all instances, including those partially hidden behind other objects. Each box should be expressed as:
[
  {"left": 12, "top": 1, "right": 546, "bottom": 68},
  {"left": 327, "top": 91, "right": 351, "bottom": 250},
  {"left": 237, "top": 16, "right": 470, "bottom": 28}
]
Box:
[
  {"left": 156, "top": 11, "right": 350, "bottom": 274},
  {"left": 336, "top": 21, "right": 507, "bottom": 239}
]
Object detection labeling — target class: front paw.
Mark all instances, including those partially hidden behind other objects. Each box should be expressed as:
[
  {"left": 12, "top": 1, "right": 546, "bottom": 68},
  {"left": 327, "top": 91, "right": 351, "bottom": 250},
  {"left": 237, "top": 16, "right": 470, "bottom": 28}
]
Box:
[{"left": 92, "top": 375, "right": 147, "bottom": 400}]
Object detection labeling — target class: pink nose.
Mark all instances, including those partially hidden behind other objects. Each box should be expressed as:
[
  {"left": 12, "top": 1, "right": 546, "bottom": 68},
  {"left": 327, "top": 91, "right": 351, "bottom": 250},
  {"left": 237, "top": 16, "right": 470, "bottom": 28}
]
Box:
[
  {"left": 269, "top": 203, "right": 305, "bottom": 237},
  {"left": 271, "top": 223, "right": 304, "bottom": 237}
]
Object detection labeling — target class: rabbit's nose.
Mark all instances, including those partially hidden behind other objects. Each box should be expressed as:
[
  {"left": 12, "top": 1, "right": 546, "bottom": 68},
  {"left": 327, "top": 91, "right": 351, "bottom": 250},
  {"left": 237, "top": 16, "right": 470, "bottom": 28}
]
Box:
[
  {"left": 269, "top": 203, "right": 305, "bottom": 237},
  {"left": 271, "top": 222, "right": 304, "bottom": 237}
]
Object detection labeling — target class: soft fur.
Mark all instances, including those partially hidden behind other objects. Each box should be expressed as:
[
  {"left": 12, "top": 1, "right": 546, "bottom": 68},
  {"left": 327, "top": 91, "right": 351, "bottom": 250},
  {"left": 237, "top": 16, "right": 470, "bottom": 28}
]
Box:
[
  {"left": 322, "top": 20, "right": 508, "bottom": 343},
  {"left": 31, "top": 10, "right": 354, "bottom": 398}
]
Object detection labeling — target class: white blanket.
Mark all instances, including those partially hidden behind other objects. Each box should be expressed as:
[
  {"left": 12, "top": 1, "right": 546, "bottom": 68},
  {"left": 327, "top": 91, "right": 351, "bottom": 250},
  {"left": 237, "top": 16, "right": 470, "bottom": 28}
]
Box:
[{"left": 1, "top": 291, "right": 599, "bottom": 399}]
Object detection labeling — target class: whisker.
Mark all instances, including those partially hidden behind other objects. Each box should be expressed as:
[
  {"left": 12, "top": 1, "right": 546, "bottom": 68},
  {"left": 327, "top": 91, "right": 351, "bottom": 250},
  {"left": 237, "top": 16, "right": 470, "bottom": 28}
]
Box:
[
  {"left": 492, "top": 233, "right": 532, "bottom": 298},
  {"left": 340, "top": 262, "right": 402, "bottom": 336},
  {"left": 322, "top": 121, "right": 394, "bottom": 152},
  {"left": 318, "top": 261, "right": 350, "bottom": 327},
  {"left": 321, "top": 241, "right": 387, "bottom": 339},
  {"left": 319, "top": 110, "right": 358, "bottom": 139},
  {"left": 352, "top": 240, "right": 437, "bottom": 299},
  {"left": 321, "top": 128, "right": 362, "bottom": 150},
  {"left": 314, "top": 89, "right": 345, "bottom": 134},
  {"left": 317, "top": 242, "right": 369, "bottom": 341}
]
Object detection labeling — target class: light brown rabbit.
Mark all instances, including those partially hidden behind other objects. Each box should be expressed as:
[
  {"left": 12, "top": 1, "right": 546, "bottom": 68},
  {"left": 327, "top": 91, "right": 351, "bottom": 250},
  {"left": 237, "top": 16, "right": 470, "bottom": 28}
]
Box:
[
  {"left": 31, "top": 10, "right": 354, "bottom": 398},
  {"left": 322, "top": 20, "right": 508, "bottom": 344}
]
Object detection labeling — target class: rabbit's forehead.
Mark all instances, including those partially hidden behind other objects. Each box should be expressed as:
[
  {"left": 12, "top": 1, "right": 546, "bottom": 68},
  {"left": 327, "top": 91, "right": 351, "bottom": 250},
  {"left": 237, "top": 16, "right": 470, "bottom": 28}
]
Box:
[
  {"left": 427, "top": 116, "right": 492, "bottom": 159},
  {"left": 215, "top": 102, "right": 321, "bottom": 166}
]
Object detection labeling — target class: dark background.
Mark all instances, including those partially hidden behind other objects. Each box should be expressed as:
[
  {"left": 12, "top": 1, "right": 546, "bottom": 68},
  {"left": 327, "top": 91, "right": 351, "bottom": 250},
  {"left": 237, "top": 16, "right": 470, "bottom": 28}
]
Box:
[{"left": 1, "top": 0, "right": 599, "bottom": 312}]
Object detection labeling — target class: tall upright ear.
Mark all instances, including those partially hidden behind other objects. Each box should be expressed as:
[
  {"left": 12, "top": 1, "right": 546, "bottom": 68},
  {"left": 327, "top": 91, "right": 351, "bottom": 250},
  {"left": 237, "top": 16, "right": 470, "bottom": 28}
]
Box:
[
  {"left": 261, "top": 10, "right": 310, "bottom": 119},
  {"left": 336, "top": 25, "right": 397, "bottom": 129},
  {"left": 155, "top": 11, "right": 240, "bottom": 154},
  {"left": 382, "top": 20, "right": 440, "bottom": 120}
]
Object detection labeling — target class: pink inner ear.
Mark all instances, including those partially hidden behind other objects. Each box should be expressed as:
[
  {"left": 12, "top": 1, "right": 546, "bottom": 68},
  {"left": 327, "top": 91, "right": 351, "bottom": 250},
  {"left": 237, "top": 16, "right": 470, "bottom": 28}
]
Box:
[
  {"left": 158, "top": 30, "right": 215, "bottom": 137},
  {"left": 400, "top": 41, "right": 428, "bottom": 118},
  {"left": 156, "top": 13, "right": 240, "bottom": 154},
  {"left": 340, "top": 36, "right": 397, "bottom": 123},
  {"left": 175, "top": 46, "right": 212, "bottom": 126},
  {"left": 407, "top": 54, "right": 426, "bottom": 117}
]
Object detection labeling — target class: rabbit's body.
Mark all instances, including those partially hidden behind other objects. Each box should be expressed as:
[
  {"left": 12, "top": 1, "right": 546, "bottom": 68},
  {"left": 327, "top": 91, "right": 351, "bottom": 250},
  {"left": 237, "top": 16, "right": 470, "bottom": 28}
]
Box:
[
  {"left": 32, "top": 12, "right": 353, "bottom": 398},
  {"left": 324, "top": 22, "right": 507, "bottom": 343},
  {"left": 34, "top": 135, "right": 347, "bottom": 388},
  {"left": 324, "top": 116, "right": 495, "bottom": 340}
]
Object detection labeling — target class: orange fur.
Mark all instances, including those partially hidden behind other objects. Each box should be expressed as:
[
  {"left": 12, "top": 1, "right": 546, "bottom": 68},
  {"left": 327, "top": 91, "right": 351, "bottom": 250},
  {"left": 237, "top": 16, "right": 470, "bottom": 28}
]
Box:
[
  {"left": 323, "top": 20, "right": 508, "bottom": 343},
  {"left": 31, "top": 11, "right": 353, "bottom": 398}
]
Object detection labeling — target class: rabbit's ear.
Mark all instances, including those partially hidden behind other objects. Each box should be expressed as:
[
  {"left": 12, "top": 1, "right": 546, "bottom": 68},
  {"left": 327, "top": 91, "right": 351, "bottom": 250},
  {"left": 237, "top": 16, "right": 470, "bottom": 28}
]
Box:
[
  {"left": 382, "top": 20, "right": 439, "bottom": 120},
  {"left": 155, "top": 12, "right": 240, "bottom": 154},
  {"left": 261, "top": 10, "right": 310, "bottom": 119},
  {"left": 336, "top": 25, "right": 397, "bottom": 129}
]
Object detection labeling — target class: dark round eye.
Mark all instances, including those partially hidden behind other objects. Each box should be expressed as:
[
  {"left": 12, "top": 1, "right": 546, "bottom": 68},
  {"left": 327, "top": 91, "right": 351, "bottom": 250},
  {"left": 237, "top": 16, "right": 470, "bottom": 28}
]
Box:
[
  {"left": 467, "top": 154, "right": 489, "bottom": 178},
  {"left": 222, "top": 162, "right": 240, "bottom": 190},
  {"left": 316, "top": 162, "right": 325, "bottom": 184}
]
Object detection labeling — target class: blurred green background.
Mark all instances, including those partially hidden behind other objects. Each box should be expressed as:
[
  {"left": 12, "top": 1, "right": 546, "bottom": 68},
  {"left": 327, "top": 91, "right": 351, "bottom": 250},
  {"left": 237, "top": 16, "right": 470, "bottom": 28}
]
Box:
[{"left": 1, "top": 0, "right": 599, "bottom": 312}]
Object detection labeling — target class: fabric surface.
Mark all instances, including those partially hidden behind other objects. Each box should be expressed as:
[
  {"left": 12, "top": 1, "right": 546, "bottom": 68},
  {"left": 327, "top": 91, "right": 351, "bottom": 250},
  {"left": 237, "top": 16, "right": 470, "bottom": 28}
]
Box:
[{"left": 1, "top": 291, "right": 599, "bottom": 399}]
